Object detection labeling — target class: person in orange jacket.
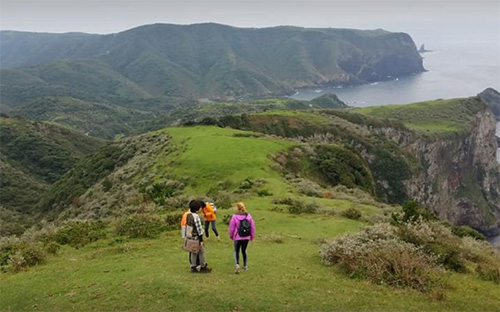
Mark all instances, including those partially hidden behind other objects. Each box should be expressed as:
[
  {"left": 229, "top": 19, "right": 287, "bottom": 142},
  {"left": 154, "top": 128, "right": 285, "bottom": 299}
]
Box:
[{"left": 200, "top": 201, "right": 220, "bottom": 241}]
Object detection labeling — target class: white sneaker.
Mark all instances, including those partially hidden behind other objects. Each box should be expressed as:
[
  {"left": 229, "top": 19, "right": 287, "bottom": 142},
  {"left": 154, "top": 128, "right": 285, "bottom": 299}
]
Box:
[
  {"left": 243, "top": 266, "right": 249, "bottom": 271},
  {"left": 235, "top": 264, "right": 240, "bottom": 274}
]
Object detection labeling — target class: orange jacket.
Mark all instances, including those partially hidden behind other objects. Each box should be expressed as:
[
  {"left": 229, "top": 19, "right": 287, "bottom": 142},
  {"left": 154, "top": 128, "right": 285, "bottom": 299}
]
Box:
[
  {"left": 180, "top": 210, "right": 189, "bottom": 226},
  {"left": 201, "top": 203, "right": 216, "bottom": 221}
]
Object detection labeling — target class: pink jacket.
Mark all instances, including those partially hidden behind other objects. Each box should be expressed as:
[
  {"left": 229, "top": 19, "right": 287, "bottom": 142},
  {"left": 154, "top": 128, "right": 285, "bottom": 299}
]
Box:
[{"left": 229, "top": 213, "right": 256, "bottom": 241}]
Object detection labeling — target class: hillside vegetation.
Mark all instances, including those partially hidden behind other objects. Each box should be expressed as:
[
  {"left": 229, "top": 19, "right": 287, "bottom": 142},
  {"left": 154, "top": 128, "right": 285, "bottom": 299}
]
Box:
[
  {"left": 1, "top": 24, "right": 423, "bottom": 138},
  {"left": 1, "top": 125, "right": 499, "bottom": 311},
  {"left": 0, "top": 116, "right": 104, "bottom": 233}
]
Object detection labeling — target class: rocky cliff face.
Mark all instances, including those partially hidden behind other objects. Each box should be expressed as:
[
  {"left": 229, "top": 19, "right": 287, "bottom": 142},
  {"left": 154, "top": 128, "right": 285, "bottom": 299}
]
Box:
[{"left": 385, "top": 102, "right": 500, "bottom": 236}]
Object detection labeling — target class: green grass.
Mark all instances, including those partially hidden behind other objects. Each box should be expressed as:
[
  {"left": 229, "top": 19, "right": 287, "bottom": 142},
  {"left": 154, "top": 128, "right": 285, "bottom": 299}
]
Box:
[
  {"left": 355, "top": 98, "right": 482, "bottom": 134},
  {"left": 257, "top": 110, "right": 331, "bottom": 125},
  {"left": 1, "top": 199, "right": 499, "bottom": 311},
  {"left": 156, "top": 126, "right": 294, "bottom": 194}
]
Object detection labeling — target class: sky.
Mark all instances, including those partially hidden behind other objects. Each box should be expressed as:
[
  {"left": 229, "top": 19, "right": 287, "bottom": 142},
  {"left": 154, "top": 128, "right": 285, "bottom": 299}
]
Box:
[{"left": 0, "top": 0, "right": 499, "bottom": 42}]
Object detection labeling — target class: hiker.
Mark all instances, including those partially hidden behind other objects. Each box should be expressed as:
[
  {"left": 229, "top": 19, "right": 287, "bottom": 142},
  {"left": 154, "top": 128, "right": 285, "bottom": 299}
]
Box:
[
  {"left": 180, "top": 207, "right": 200, "bottom": 268},
  {"left": 200, "top": 201, "right": 220, "bottom": 241},
  {"left": 229, "top": 202, "right": 255, "bottom": 274},
  {"left": 184, "top": 200, "right": 211, "bottom": 273}
]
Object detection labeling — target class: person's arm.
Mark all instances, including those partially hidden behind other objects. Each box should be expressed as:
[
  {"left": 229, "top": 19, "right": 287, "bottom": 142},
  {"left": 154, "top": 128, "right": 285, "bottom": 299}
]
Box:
[
  {"left": 194, "top": 214, "right": 204, "bottom": 242},
  {"left": 228, "top": 215, "right": 235, "bottom": 240},
  {"left": 250, "top": 215, "right": 256, "bottom": 241}
]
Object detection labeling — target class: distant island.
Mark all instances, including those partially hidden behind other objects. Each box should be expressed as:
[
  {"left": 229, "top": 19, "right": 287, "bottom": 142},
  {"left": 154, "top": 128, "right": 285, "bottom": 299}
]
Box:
[{"left": 418, "top": 43, "right": 433, "bottom": 53}]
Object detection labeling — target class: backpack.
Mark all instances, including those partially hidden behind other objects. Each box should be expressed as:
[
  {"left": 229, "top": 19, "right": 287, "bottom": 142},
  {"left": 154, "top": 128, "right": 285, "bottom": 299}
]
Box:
[
  {"left": 238, "top": 215, "right": 251, "bottom": 237},
  {"left": 209, "top": 202, "right": 217, "bottom": 214}
]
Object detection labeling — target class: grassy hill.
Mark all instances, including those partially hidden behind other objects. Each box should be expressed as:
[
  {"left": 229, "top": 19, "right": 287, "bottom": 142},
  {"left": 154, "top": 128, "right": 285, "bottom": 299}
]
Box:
[
  {"left": 1, "top": 125, "right": 499, "bottom": 311},
  {"left": 354, "top": 97, "right": 485, "bottom": 135}
]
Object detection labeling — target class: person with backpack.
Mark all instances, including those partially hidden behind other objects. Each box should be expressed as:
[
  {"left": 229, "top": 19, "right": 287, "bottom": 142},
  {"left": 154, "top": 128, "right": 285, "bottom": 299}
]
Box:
[
  {"left": 180, "top": 206, "right": 200, "bottom": 268},
  {"left": 229, "top": 202, "right": 255, "bottom": 274},
  {"left": 184, "top": 200, "right": 212, "bottom": 273},
  {"left": 200, "top": 201, "right": 220, "bottom": 241}
]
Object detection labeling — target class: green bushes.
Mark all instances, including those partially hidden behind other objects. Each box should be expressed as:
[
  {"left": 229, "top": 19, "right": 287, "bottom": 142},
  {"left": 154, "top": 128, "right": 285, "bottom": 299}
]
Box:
[
  {"left": 273, "top": 198, "right": 320, "bottom": 214},
  {"left": 45, "top": 220, "right": 108, "bottom": 248},
  {"left": 115, "top": 214, "right": 166, "bottom": 238},
  {"left": 0, "top": 238, "right": 47, "bottom": 272},
  {"left": 341, "top": 206, "right": 362, "bottom": 220},
  {"left": 313, "top": 145, "right": 374, "bottom": 194},
  {"left": 451, "top": 225, "right": 486, "bottom": 241}
]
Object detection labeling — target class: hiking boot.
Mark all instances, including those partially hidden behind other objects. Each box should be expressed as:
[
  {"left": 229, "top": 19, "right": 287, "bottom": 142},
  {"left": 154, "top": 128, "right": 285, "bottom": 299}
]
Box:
[
  {"left": 235, "top": 264, "right": 240, "bottom": 274},
  {"left": 200, "top": 264, "right": 212, "bottom": 273}
]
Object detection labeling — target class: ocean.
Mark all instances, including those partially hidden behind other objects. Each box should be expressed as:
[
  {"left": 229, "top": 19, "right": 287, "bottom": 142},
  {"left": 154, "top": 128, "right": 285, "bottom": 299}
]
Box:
[{"left": 290, "top": 38, "right": 500, "bottom": 165}]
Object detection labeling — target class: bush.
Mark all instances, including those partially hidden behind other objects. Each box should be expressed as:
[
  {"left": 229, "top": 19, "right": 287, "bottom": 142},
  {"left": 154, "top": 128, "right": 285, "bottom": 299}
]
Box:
[
  {"left": 256, "top": 189, "right": 273, "bottom": 197},
  {"left": 45, "top": 220, "right": 108, "bottom": 248},
  {"left": 341, "top": 206, "right": 362, "bottom": 220},
  {"left": 7, "top": 244, "right": 46, "bottom": 272},
  {"left": 292, "top": 178, "right": 324, "bottom": 197},
  {"left": 115, "top": 214, "right": 165, "bottom": 238},
  {"left": 320, "top": 224, "right": 441, "bottom": 291},
  {"left": 44, "top": 242, "right": 61, "bottom": 254},
  {"left": 288, "top": 200, "right": 320, "bottom": 214},
  {"left": 164, "top": 213, "right": 184, "bottom": 227},
  {"left": 451, "top": 225, "right": 486, "bottom": 241}
]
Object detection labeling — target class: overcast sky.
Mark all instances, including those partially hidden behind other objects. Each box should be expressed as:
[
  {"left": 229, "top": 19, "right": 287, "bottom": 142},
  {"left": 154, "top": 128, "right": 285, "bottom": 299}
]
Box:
[{"left": 1, "top": 0, "right": 499, "bottom": 43}]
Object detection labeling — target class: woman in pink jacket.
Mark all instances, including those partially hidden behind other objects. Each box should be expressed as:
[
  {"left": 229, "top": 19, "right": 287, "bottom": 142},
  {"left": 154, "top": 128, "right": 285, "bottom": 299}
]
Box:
[{"left": 229, "top": 202, "right": 256, "bottom": 274}]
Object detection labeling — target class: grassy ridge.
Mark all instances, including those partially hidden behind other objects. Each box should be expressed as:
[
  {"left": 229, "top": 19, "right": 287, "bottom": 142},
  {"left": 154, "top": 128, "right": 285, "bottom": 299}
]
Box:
[
  {"left": 355, "top": 97, "right": 484, "bottom": 134},
  {"left": 157, "top": 126, "right": 293, "bottom": 195}
]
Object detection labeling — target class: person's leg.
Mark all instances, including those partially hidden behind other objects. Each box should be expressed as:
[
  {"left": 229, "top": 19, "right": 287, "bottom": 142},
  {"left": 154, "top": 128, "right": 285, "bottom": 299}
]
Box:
[
  {"left": 211, "top": 221, "right": 219, "bottom": 238},
  {"left": 197, "top": 245, "right": 206, "bottom": 266},
  {"left": 204, "top": 221, "right": 210, "bottom": 238},
  {"left": 190, "top": 251, "right": 198, "bottom": 271},
  {"left": 240, "top": 240, "right": 249, "bottom": 268},
  {"left": 234, "top": 240, "right": 242, "bottom": 273}
]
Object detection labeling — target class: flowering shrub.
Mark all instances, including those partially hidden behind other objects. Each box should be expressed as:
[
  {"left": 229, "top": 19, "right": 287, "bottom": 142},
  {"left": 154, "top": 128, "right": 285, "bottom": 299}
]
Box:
[{"left": 320, "top": 223, "right": 440, "bottom": 291}]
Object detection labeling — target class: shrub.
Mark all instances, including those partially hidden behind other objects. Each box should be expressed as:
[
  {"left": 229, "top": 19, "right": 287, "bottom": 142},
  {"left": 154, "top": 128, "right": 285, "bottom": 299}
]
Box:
[
  {"left": 140, "top": 182, "right": 176, "bottom": 205},
  {"left": 0, "top": 236, "right": 22, "bottom": 266},
  {"left": 288, "top": 200, "right": 320, "bottom": 214},
  {"left": 7, "top": 244, "right": 46, "bottom": 272},
  {"left": 461, "top": 237, "right": 500, "bottom": 283},
  {"left": 44, "top": 242, "right": 61, "bottom": 255},
  {"left": 46, "top": 220, "right": 107, "bottom": 248},
  {"left": 164, "top": 213, "right": 184, "bottom": 228},
  {"left": 341, "top": 206, "right": 362, "bottom": 220},
  {"left": 320, "top": 224, "right": 441, "bottom": 291},
  {"left": 451, "top": 225, "right": 486, "bottom": 241},
  {"left": 115, "top": 214, "right": 165, "bottom": 238},
  {"left": 292, "top": 178, "right": 324, "bottom": 197},
  {"left": 323, "top": 190, "right": 335, "bottom": 199},
  {"left": 392, "top": 200, "right": 436, "bottom": 225},
  {"left": 256, "top": 189, "right": 273, "bottom": 197},
  {"left": 18, "top": 244, "right": 46, "bottom": 266}
]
